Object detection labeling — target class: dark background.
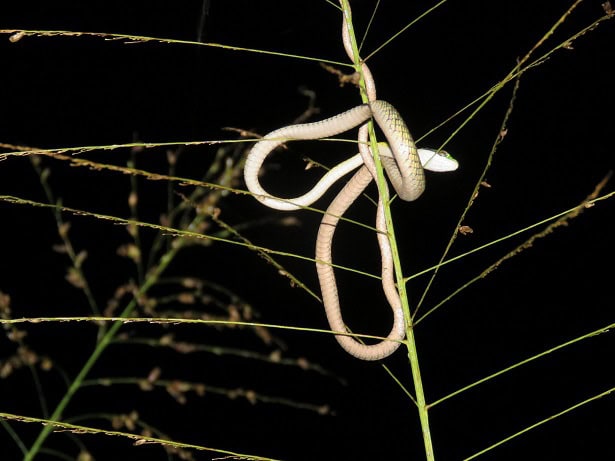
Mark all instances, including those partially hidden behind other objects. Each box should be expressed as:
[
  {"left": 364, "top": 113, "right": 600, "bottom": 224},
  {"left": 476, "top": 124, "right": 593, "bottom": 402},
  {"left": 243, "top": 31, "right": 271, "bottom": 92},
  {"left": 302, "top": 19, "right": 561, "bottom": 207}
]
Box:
[{"left": 1, "top": 1, "right": 613, "bottom": 460}]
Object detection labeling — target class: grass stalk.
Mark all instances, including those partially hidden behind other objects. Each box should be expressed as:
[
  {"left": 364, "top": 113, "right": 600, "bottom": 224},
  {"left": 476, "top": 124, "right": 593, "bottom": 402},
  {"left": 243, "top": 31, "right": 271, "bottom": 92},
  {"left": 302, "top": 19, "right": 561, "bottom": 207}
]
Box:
[
  {"left": 24, "top": 244, "right": 178, "bottom": 459},
  {"left": 24, "top": 147, "right": 241, "bottom": 459},
  {"left": 340, "top": 1, "right": 434, "bottom": 459}
]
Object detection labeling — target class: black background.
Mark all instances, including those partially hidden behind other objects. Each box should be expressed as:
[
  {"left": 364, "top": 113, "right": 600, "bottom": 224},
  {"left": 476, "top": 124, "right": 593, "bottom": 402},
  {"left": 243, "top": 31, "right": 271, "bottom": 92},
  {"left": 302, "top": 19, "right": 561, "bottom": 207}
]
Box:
[{"left": 1, "top": 1, "right": 614, "bottom": 460}]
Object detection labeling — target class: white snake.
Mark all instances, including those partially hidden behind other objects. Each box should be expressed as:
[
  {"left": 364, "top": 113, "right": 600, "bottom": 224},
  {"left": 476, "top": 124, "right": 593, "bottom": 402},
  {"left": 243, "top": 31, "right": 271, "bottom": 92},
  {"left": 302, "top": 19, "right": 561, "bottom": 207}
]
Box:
[
  {"left": 244, "top": 103, "right": 457, "bottom": 360},
  {"left": 243, "top": 6, "right": 458, "bottom": 360},
  {"left": 244, "top": 102, "right": 456, "bottom": 210}
]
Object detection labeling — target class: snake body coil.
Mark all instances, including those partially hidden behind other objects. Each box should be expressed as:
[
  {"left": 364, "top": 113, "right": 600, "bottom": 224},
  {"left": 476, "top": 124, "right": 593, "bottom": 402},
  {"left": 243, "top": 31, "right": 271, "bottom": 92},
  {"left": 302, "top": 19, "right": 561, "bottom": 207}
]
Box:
[
  {"left": 244, "top": 101, "right": 432, "bottom": 210},
  {"left": 244, "top": 100, "right": 458, "bottom": 360}
]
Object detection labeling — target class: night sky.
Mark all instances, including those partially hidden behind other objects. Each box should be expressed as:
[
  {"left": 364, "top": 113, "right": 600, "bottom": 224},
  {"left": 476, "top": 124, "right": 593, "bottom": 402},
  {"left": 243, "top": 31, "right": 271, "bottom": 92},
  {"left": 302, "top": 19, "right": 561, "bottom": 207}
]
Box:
[{"left": 1, "top": 1, "right": 614, "bottom": 460}]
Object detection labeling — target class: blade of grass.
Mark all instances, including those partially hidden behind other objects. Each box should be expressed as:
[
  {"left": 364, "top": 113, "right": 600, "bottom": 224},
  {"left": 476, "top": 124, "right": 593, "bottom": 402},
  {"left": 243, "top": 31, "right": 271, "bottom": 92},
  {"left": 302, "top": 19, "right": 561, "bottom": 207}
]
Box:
[
  {"left": 463, "top": 386, "right": 615, "bottom": 460},
  {"left": 429, "top": 322, "right": 614, "bottom": 408},
  {"left": 0, "top": 28, "right": 347, "bottom": 67},
  {"left": 415, "top": 172, "right": 613, "bottom": 325},
  {"left": 1, "top": 412, "right": 280, "bottom": 461}
]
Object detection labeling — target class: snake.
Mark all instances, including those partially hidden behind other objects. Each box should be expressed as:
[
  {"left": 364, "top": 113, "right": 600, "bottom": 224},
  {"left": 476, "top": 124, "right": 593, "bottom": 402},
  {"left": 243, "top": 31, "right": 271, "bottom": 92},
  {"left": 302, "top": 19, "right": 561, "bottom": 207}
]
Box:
[
  {"left": 243, "top": 102, "right": 458, "bottom": 360},
  {"left": 243, "top": 2, "right": 458, "bottom": 360},
  {"left": 244, "top": 101, "right": 456, "bottom": 210}
]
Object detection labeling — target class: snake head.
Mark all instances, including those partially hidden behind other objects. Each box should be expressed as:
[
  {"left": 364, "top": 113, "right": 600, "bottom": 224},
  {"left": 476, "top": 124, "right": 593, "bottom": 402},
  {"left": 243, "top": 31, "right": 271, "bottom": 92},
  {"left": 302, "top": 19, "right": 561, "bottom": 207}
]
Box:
[{"left": 417, "top": 148, "right": 459, "bottom": 173}]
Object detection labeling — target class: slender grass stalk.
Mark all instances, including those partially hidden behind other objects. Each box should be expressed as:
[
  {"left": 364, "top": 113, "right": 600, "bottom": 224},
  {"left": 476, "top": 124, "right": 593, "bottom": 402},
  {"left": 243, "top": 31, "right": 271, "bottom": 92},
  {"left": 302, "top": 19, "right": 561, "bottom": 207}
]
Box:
[
  {"left": 415, "top": 1, "right": 593, "bottom": 319},
  {"left": 0, "top": 28, "right": 348, "bottom": 67},
  {"left": 0, "top": 193, "right": 386, "bottom": 282},
  {"left": 23, "top": 246, "right": 177, "bottom": 459},
  {"left": 340, "top": 1, "right": 434, "bottom": 459},
  {"left": 430, "top": 321, "right": 615, "bottom": 409},
  {"left": 3, "top": 412, "right": 279, "bottom": 461},
  {"left": 463, "top": 386, "right": 615, "bottom": 460},
  {"left": 23, "top": 149, "right": 244, "bottom": 459}
]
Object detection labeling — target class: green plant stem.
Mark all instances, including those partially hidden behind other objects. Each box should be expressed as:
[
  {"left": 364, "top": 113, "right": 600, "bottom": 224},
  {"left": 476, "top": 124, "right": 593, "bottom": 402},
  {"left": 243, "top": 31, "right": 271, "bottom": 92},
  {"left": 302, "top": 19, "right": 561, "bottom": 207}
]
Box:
[
  {"left": 339, "top": 1, "right": 434, "bottom": 459},
  {"left": 25, "top": 151, "right": 241, "bottom": 459},
  {"left": 24, "top": 244, "right": 180, "bottom": 460}
]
